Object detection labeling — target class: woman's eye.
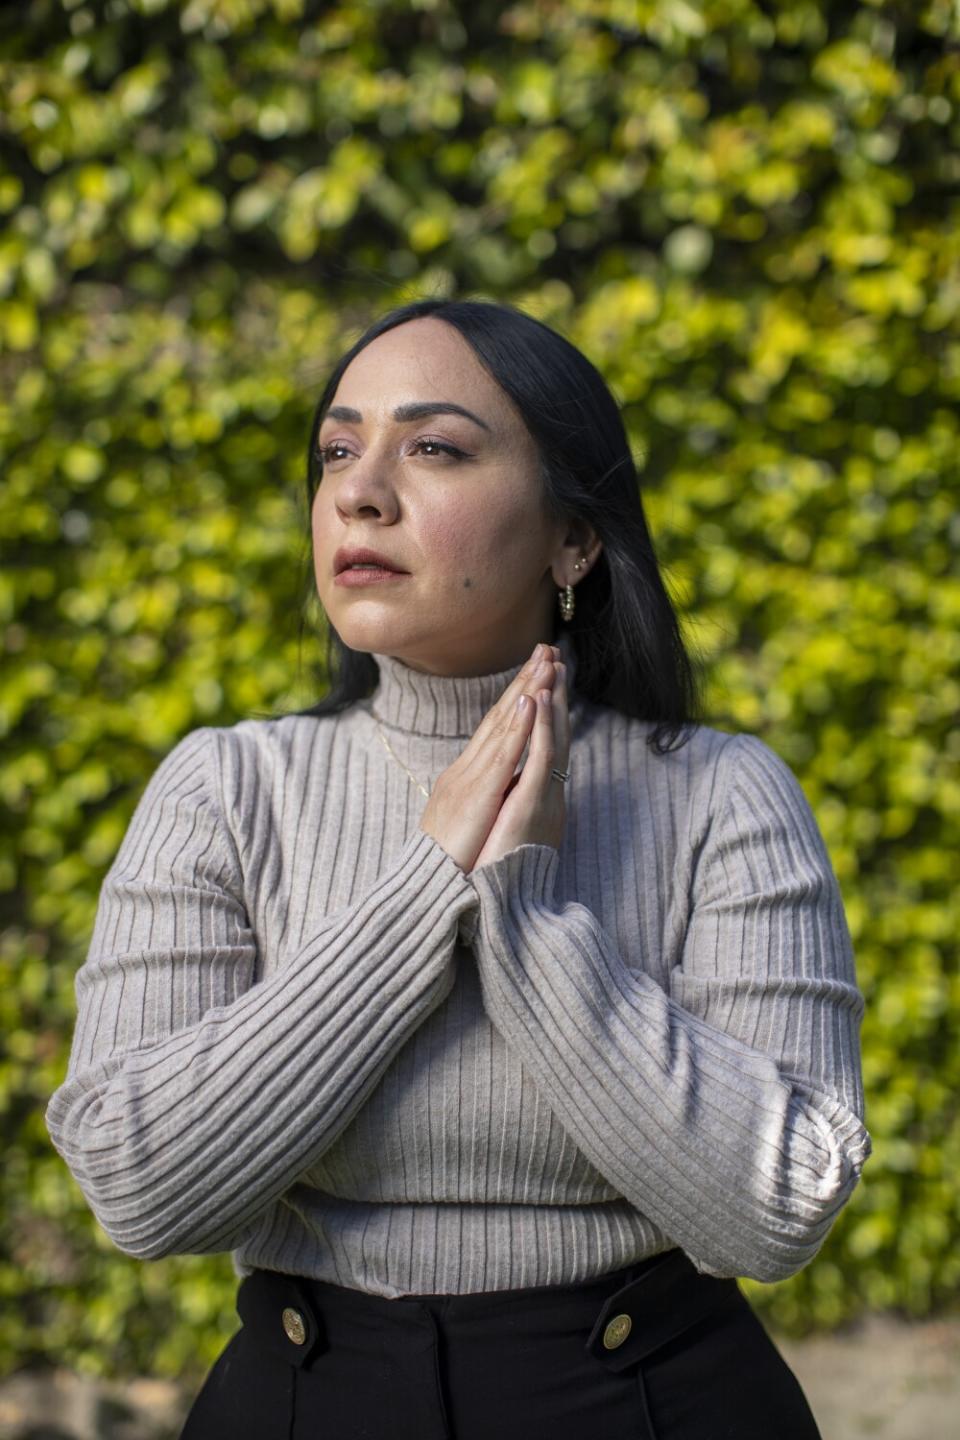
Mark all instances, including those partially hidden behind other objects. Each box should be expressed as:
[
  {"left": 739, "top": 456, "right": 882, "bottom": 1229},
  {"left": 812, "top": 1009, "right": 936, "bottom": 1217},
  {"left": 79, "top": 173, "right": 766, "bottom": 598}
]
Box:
[
  {"left": 410, "top": 438, "right": 465, "bottom": 459},
  {"left": 317, "top": 442, "right": 349, "bottom": 464}
]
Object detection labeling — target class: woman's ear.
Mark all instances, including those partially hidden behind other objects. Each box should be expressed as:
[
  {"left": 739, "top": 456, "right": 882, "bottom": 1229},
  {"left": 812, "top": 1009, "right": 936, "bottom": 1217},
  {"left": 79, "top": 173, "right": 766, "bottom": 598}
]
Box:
[{"left": 553, "top": 522, "right": 602, "bottom": 584}]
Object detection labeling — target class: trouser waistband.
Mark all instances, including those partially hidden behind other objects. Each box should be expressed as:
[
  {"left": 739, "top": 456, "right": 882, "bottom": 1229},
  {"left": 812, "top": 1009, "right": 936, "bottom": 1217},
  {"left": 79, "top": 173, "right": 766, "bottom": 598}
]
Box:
[{"left": 235, "top": 1248, "right": 742, "bottom": 1377}]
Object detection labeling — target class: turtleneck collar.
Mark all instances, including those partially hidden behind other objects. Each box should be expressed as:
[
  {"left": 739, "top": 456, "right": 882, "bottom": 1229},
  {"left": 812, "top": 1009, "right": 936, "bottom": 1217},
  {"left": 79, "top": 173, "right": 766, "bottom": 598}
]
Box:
[{"left": 367, "top": 630, "right": 580, "bottom": 739}]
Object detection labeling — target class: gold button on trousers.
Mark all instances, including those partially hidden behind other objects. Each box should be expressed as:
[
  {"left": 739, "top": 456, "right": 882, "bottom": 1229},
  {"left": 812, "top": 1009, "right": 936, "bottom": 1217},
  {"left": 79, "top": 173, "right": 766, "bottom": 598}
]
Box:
[
  {"left": 602, "top": 1313, "right": 633, "bottom": 1349},
  {"left": 282, "top": 1307, "right": 307, "bottom": 1346}
]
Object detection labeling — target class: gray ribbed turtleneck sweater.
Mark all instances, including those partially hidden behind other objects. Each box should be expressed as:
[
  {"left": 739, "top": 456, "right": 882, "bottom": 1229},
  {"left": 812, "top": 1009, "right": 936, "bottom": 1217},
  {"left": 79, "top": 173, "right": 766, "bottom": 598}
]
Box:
[{"left": 45, "top": 630, "right": 870, "bottom": 1296}]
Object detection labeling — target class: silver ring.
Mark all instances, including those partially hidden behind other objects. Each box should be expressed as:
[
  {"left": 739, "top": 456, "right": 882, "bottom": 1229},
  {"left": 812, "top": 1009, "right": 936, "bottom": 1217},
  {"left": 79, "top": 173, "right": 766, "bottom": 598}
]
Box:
[{"left": 550, "top": 767, "right": 569, "bottom": 784}]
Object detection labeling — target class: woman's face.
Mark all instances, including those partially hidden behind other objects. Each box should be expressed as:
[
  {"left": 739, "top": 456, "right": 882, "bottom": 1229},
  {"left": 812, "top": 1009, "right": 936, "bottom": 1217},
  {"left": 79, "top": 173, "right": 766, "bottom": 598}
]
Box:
[{"left": 312, "top": 316, "right": 587, "bottom": 676}]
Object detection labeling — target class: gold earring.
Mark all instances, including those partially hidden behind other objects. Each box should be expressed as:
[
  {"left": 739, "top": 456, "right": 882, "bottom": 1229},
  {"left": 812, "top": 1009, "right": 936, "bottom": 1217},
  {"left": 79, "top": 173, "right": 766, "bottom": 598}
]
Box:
[{"left": 558, "top": 559, "right": 586, "bottom": 623}]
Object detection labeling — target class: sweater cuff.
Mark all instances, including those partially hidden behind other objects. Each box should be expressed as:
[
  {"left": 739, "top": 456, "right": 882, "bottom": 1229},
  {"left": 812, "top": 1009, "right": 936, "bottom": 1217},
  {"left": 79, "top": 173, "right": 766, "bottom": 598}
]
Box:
[
  {"left": 469, "top": 842, "right": 560, "bottom": 926},
  {"left": 411, "top": 826, "right": 483, "bottom": 946}
]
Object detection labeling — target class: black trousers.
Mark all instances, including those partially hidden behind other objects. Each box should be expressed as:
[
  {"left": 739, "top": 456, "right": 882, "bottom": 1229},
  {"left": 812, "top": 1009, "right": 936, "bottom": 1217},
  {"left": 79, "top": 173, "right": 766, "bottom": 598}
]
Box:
[{"left": 177, "top": 1249, "right": 822, "bottom": 1439}]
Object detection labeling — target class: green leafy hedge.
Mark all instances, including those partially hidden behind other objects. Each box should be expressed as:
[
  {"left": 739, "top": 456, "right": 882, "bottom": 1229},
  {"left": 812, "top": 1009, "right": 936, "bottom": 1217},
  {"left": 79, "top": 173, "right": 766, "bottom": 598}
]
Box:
[{"left": 2, "top": 0, "right": 957, "bottom": 1382}]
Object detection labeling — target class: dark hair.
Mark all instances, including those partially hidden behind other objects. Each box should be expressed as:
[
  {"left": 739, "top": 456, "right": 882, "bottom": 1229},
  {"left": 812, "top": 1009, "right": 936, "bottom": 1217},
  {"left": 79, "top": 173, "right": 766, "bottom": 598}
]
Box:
[{"left": 269, "top": 296, "right": 706, "bottom": 755}]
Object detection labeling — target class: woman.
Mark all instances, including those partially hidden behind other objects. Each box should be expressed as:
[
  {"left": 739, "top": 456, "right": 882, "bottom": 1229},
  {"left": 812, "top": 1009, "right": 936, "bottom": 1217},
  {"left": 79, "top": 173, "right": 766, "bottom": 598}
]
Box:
[{"left": 45, "top": 298, "right": 870, "bottom": 1438}]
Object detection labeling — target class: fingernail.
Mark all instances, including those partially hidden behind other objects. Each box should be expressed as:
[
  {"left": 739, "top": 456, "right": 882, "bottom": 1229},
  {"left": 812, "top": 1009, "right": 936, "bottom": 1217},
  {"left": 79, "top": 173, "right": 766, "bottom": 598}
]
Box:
[{"left": 556, "top": 662, "right": 566, "bottom": 680}]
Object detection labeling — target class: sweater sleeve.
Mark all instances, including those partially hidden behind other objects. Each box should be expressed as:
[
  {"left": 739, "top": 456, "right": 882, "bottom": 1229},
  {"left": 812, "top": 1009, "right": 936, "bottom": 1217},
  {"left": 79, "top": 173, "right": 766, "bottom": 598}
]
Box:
[
  {"left": 44, "top": 726, "right": 478, "bottom": 1261},
  {"left": 468, "top": 732, "right": 871, "bottom": 1284}
]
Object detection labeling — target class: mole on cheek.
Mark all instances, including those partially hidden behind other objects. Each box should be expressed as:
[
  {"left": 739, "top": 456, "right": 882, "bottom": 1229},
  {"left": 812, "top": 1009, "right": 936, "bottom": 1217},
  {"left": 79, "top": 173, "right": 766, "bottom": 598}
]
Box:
[{"left": 463, "top": 577, "right": 473, "bottom": 589}]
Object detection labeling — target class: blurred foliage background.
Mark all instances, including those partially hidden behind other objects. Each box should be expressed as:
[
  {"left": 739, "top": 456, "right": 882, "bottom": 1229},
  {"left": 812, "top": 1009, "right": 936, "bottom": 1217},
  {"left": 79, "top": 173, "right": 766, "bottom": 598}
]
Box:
[{"left": 1, "top": 0, "right": 958, "bottom": 1388}]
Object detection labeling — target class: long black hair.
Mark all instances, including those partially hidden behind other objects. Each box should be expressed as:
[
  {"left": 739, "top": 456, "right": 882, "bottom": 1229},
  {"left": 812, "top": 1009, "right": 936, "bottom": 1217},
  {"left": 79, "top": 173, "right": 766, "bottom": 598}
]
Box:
[{"left": 270, "top": 296, "right": 706, "bottom": 755}]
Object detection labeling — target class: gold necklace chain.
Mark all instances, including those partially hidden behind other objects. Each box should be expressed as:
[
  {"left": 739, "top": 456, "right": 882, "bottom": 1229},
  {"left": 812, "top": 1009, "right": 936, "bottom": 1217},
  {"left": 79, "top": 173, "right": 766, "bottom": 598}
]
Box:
[
  {"left": 369, "top": 712, "right": 432, "bottom": 799},
  {"left": 364, "top": 696, "right": 577, "bottom": 801}
]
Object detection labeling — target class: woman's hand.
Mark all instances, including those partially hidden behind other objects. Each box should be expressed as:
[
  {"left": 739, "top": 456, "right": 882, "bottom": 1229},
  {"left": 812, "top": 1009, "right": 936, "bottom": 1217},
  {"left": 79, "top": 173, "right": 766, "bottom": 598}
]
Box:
[
  {"left": 471, "top": 655, "right": 569, "bottom": 873},
  {"left": 417, "top": 642, "right": 571, "bottom": 876}
]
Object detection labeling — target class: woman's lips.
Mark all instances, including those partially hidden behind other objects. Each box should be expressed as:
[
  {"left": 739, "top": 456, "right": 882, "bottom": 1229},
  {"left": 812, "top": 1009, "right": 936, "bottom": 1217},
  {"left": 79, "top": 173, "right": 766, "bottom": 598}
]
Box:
[{"left": 334, "top": 568, "right": 410, "bottom": 587}]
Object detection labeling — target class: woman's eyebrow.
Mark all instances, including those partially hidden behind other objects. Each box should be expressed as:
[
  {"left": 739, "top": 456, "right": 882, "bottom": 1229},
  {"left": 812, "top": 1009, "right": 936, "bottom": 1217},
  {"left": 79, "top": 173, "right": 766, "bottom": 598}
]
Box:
[{"left": 323, "top": 402, "right": 492, "bottom": 432}]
